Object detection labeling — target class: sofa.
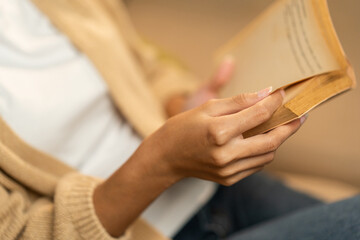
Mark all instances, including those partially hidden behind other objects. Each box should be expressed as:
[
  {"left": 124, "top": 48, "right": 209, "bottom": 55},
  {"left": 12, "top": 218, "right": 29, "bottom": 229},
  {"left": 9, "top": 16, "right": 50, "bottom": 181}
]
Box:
[{"left": 127, "top": 0, "right": 360, "bottom": 202}]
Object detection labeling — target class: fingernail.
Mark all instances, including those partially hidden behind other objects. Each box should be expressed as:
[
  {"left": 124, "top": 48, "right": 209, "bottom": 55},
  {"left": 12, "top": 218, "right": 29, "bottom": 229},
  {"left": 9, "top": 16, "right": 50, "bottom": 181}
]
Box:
[
  {"left": 280, "top": 89, "right": 286, "bottom": 98},
  {"left": 257, "top": 86, "right": 273, "bottom": 98},
  {"left": 300, "top": 114, "right": 308, "bottom": 124}
]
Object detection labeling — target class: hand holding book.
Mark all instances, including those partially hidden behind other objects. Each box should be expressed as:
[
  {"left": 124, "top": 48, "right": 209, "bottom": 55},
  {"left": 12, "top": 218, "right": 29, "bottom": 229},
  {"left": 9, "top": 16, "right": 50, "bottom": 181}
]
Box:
[{"left": 215, "top": 0, "right": 356, "bottom": 137}]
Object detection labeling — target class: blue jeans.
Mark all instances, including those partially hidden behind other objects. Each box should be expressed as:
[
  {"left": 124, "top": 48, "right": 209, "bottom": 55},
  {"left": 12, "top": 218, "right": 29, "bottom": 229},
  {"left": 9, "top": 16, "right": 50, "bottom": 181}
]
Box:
[{"left": 174, "top": 173, "right": 360, "bottom": 240}]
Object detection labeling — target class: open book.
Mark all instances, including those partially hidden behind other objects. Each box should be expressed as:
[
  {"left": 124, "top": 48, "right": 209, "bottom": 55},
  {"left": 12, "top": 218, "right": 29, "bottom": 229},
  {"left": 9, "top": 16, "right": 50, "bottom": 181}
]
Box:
[{"left": 216, "top": 0, "right": 356, "bottom": 138}]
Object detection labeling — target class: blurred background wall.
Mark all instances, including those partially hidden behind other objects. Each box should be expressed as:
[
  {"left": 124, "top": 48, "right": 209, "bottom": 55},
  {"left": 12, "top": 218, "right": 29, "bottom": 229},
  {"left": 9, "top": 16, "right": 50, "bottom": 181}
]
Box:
[{"left": 127, "top": 0, "right": 360, "bottom": 187}]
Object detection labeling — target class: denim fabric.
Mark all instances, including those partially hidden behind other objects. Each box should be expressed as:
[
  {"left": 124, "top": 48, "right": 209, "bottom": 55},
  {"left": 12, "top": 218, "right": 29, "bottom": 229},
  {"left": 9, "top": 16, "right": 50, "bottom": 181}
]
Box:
[{"left": 174, "top": 173, "right": 360, "bottom": 240}]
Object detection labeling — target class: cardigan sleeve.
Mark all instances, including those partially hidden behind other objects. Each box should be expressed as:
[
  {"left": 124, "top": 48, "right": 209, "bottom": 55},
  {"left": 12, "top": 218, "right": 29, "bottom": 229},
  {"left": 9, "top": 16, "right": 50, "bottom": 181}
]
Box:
[{"left": 0, "top": 172, "right": 166, "bottom": 240}]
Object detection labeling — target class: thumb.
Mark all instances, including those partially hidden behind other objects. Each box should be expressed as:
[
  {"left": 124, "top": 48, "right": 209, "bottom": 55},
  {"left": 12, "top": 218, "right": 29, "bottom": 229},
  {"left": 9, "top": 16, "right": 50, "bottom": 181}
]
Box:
[{"left": 209, "top": 55, "right": 235, "bottom": 91}]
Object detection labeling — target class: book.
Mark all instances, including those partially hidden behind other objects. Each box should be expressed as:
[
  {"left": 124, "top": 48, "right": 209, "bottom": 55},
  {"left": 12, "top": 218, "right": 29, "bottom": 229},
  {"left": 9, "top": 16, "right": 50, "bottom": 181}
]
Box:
[{"left": 215, "top": 0, "right": 356, "bottom": 138}]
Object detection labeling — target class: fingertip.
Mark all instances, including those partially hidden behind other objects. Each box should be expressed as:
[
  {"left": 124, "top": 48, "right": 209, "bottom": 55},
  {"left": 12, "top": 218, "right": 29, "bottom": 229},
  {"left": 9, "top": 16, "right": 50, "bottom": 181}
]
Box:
[
  {"left": 288, "top": 114, "right": 308, "bottom": 128},
  {"left": 280, "top": 89, "right": 286, "bottom": 98},
  {"left": 271, "top": 89, "right": 285, "bottom": 102},
  {"left": 272, "top": 118, "right": 301, "bottom": 134},
  {"left": 285, "top": 117, "right": 303, "bottom": 134},
  {"left": 272, "top": 89, "right": 286, "bottom": 107},
  {"left": 300, "top": 114, "right": 308, "bottom": 125},
  {"left": 257, "top": 86, "right": 273, "bottom": 99}
]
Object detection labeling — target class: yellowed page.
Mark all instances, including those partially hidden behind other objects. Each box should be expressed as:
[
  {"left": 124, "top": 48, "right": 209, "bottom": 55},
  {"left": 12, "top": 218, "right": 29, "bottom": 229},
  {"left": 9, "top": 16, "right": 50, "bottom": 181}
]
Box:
[
  {"left": 243, "top": 69, "right": 354, "bottom": 138},
  {"left": 217, "top": 0, "right": 346, "bottom": 96}
]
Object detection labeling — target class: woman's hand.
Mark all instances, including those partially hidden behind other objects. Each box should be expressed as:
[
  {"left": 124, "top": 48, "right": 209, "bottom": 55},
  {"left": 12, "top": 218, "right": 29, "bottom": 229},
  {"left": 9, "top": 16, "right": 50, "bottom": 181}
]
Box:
[
  {"left": 184, "top": 56, "right": 235, "bottom": 111},
  {"left": 165, "top": 56, "right": 235, "bottom": 116},
  {"left": 94, "top": 89, "right": 305, "bottom": 237},
  {"left": 149, "top": 89, "right": 305, "bottom": 186}
]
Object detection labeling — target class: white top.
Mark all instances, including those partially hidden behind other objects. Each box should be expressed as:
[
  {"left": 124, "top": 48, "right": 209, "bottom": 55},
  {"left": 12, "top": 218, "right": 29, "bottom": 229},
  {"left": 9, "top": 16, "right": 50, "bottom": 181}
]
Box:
[{"left": 0, "top": 0, "right": 216, "bottom": 237}]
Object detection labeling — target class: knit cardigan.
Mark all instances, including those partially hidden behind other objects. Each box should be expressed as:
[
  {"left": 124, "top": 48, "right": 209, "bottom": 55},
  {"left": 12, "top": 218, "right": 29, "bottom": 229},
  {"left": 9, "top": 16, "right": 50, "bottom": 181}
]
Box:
[{"left": 0, "top": 0, "right": 199, "bottom": 239}]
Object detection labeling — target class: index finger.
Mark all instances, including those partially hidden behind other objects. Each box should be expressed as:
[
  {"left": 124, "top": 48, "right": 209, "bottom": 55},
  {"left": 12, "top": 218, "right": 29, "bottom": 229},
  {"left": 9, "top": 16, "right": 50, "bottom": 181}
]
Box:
[{"left": 211, "top": 90, "right": 284, "bottom": 145}]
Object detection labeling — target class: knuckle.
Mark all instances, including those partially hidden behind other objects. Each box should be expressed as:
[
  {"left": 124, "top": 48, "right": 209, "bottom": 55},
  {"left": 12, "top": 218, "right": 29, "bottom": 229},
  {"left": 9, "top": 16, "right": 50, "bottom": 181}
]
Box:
[
  {"left": 207, "top": 122, "right": 218, "bottom": 142},
  {"left": 266, "top": 151, "right": 276, "bottom": 163},
  {"left": 217, "top": 168, "right": 232, "bottom": 178},
  {"left": 205, "top": 99, "right": 218, "bottom": 108},
  {"left": 269, "top": 151, "right": 276, "bottom": 159},
  {"left": 232, "top": 94, "right": 249, "bottom": 106},
  {"left": 265, "top": 136, "right": 280, "bottom": 152},
  {"left": 221, "top": 178, "right": 235, "bottom": 187},
  {"left": 241, "top": 146, "right": 255, "bottom": 158},
  {"left": 210, "top": 148, "right": 229, "bottom": 167},
  {"left": 208, "top": 122, "right": 227, "bottom": 145},
  {"left": 211, "top": 148, "right": 231, "bottom": 167}
]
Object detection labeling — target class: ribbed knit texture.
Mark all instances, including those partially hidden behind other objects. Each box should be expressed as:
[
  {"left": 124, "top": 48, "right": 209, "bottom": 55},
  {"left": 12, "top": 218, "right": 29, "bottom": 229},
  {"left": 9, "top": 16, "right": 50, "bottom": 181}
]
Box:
[
  {"left": 0, "top": 131, "right": 168, "bottom": 239},
  {"left": 56, "top": 173, "right": 131, "bottom": 240}
]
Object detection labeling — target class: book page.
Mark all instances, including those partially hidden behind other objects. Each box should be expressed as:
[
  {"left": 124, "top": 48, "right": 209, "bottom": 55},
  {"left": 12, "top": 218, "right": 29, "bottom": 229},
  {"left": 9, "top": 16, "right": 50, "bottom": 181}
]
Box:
[
  {"left": 243, "top": 70, "right": 353, "bottom": 138},
  {"left": 217, "top": 0, "right": 346, "bottom": 96}
]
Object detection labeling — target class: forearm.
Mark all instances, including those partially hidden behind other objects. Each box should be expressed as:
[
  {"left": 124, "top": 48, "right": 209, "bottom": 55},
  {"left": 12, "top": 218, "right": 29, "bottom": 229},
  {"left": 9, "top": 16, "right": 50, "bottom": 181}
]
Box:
[
  {"left": 92, "top": 89, "right": 302, "bottom": 238},
  {"left": 93, "top": 140, "right": 178, "bottom": 237}
]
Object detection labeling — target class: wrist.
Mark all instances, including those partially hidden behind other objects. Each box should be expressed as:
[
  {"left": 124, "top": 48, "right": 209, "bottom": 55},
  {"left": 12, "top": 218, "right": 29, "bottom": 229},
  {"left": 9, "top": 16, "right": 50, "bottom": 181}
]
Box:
[
  {"left": 139, "top": 135, "right": 184, "bottom": 184},
  {"left": 93, "top": 139, "right": 180, "bottom": 237}
]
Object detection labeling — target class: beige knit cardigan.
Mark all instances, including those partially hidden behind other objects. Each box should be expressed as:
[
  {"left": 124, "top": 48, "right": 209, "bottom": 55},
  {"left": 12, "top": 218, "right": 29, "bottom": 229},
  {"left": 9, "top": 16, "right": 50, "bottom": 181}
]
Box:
[{"left": 0, "top": 0, "right": 199, "bottom": 239}]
